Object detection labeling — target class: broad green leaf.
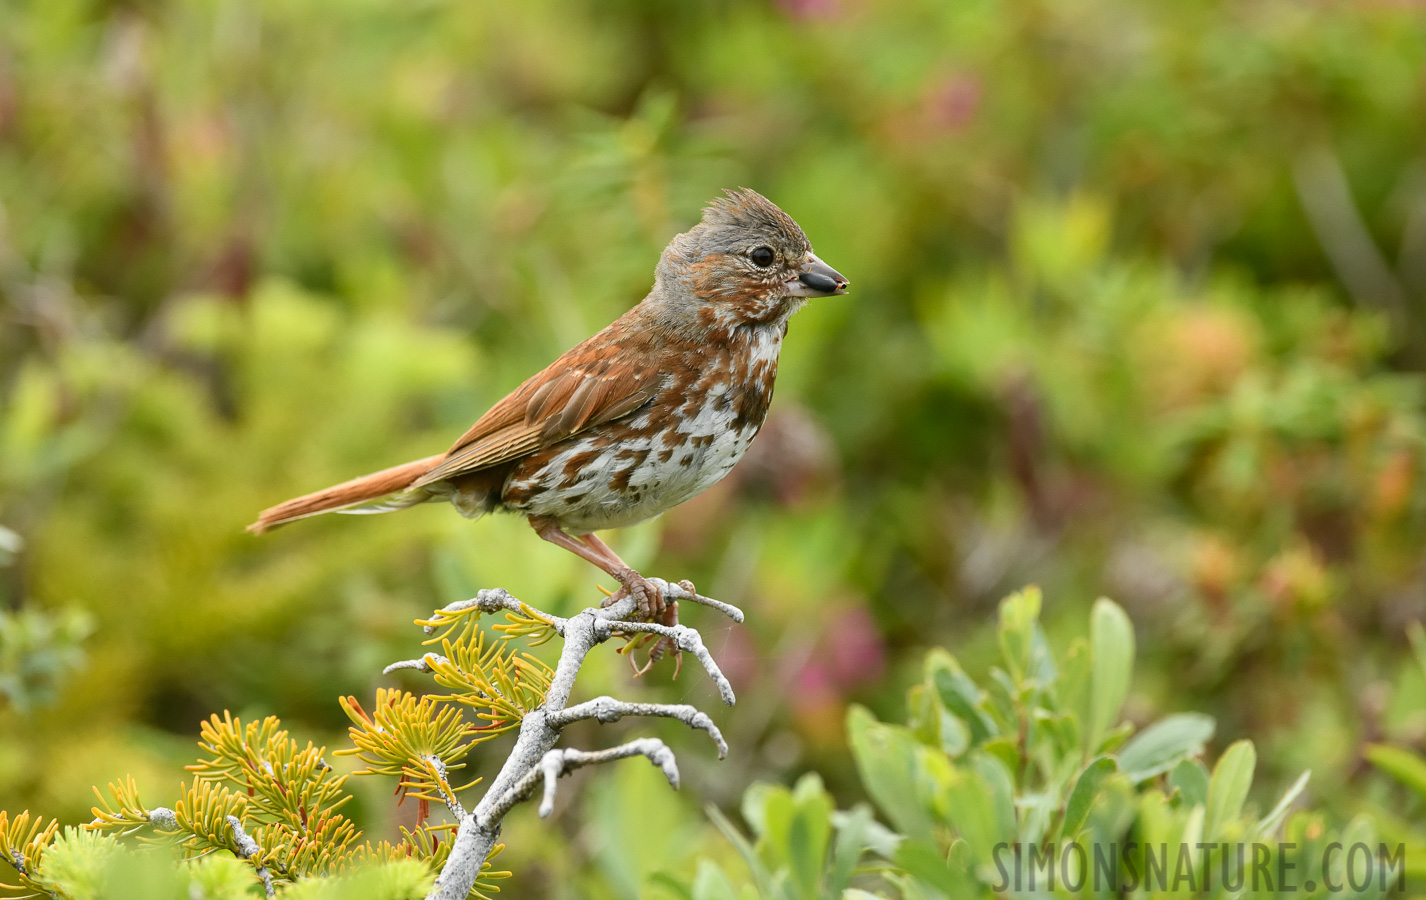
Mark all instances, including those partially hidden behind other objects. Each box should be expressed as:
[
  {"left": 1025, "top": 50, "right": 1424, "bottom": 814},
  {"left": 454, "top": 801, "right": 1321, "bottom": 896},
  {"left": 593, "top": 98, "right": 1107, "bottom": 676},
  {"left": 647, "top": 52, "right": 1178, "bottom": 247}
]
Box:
[
  {"left": 939, "top": 709, "right": 970, "bottom": 758},
  {"left": 1057, "top": 637, "right": 1092, "bottom": 728},
  {"left": 690, "top": 861, "right": 740, "bottom": 900},
  {"left": 940, "top": 754, "right": 1016, "bottom": 868},
  {"left": 1087, "top": 598, "right": 1134, "bottom": 757},
  {"left": 1061, "top": 756, "right": 1117, "bottom": 839},
  {"left": 997, "top": 587, "right": 1041, "bottom": 683},
  {"left": 1167, "top": 758, "right": 1210, "bottom": 809},
  {"left": 928, "top": 650, "right": 997, "bottom": 746},
  {"left": 895, "top": 838, "right": 972, "bottom": 896},
  {"left": 907, "top": 683, "right": 939, "bottom": 746},
  {"left": 1204, "top": 739, "right": 1255, "bottom": 841},
  {"left": 740, "top": 782, "right": 775, "bottom": 837},
  {"left": 847, "top": 706, "right": 936, "bottom": 839},
  {"left": 1365, "top": 743, "right": 1426, "bottom": 801},
  {"left": 1096, "top": 722, "right": 1134, "bottom": 756},
  {"left": 831, "top": 807, "right": 901, "bottom": 859},
  {"left": 1118, "top": 713, "right": 1215, "bottom": 782},
  {"left": 786, "top": 774, "right": 834, "bottom": 900},
  {"left": 971, "top": 752, "right": 1017, "bottom": 843},
  {"left": 980, "top": 736, "right": 1019, "bottom": 778},
  {"left": 827, "top": 804, "right": 874, "bottom": 894}
]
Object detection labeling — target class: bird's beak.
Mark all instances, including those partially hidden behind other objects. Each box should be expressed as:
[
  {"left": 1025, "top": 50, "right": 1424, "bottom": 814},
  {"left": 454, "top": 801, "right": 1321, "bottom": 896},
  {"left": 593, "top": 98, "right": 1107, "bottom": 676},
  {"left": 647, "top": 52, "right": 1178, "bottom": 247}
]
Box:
[{"left": 785, "top": 253, "right": 849, "bottom": 297}]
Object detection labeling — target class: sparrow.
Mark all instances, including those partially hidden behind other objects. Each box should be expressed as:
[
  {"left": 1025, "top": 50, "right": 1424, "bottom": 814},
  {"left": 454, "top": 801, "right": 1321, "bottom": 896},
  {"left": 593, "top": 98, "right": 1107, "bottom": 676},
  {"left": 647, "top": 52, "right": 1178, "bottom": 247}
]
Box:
[{"left": 250, "top": 189, "right": 848, "bottom": 623}]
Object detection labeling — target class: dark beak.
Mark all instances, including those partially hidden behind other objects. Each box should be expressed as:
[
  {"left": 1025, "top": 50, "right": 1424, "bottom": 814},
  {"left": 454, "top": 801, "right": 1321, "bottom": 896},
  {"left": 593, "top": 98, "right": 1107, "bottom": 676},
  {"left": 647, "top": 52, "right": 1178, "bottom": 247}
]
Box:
[{"left": 787, "top": 253, "right": 849, "bottom": 297}]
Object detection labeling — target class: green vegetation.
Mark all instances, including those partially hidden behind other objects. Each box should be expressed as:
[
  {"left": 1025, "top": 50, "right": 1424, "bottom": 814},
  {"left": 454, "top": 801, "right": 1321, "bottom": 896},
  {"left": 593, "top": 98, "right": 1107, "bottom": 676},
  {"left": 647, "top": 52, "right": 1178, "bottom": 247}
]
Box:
[
  {"left": 675, "top": 592, "right": 1402, "bottom": 898},
  {"left": 3, "top": 0, "right": 1426, "bottom": 896}
]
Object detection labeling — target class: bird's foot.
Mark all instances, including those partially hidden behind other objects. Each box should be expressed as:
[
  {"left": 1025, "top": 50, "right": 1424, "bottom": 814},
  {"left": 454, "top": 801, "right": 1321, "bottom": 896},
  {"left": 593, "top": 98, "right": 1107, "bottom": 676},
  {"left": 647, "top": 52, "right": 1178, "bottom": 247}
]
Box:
[
  {"left": 606, "top": 567, "right": 665, "bottom": 618},
  {"left": 628, "top": 600, "right": 683, "bottom": 679}
]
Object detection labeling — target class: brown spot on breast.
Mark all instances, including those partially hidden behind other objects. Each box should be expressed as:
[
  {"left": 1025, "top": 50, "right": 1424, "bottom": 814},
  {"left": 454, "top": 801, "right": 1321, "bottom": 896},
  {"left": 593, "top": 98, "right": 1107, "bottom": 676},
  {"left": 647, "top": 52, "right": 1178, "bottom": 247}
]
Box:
[
  {"left": 610, "top": 465, "right": 636, "bottom": 491},
  {"left": 658, "top": 448, "right": 674, "bottom": 463},
  {"left": 616, "top": 447, "right": 651, "bottom": 466},
  {"left": 560, "top": 450, "right": 602, "bottom": 486},
  {"left": 731, "top": 380, "right": 774, "bottom": 432}
]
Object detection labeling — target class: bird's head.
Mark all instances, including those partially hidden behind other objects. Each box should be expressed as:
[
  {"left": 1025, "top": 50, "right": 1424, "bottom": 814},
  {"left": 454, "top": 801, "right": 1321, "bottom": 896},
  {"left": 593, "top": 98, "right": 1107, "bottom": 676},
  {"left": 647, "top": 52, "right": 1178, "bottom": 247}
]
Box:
[{"left": 652, "top": 189, "right": 848, "bottom": 331}]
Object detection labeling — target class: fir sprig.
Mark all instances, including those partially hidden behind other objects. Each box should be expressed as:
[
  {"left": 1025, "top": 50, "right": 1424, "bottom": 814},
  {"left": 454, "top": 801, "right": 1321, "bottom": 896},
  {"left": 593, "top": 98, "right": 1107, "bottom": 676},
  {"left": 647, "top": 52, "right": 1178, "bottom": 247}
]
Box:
[{"left": 0, "top": 810, "right": 60, "bottom": 895}]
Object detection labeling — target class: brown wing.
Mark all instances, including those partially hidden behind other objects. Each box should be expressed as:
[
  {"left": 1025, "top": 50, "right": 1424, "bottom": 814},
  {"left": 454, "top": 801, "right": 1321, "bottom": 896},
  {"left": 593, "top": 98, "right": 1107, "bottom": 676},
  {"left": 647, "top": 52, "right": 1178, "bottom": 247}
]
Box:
[{"left": 410, "top": 343, "right": 659, "bottom": 489}]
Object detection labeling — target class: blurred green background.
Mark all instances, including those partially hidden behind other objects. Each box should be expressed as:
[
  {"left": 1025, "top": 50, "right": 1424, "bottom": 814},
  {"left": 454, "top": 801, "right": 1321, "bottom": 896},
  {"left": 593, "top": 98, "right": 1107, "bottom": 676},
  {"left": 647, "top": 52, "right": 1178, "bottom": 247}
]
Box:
[{"left": 3, "top": 0, "right": 1426, "bottom": 895}]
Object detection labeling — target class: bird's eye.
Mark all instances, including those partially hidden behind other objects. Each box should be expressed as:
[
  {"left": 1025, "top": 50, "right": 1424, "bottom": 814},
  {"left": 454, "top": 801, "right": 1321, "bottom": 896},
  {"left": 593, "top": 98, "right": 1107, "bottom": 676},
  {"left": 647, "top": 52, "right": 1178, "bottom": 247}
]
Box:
[{"left": 748, "top": 246, "right": 776, "bottom": 268}]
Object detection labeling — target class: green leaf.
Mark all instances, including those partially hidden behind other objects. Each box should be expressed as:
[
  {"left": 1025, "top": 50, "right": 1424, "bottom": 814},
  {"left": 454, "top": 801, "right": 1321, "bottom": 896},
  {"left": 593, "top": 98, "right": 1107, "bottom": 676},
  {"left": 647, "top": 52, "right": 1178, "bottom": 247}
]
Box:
[
  {"left": 1057, "top": 637, "right": 1092, "bottom": 728},
  {"left": 846, "top": 706, "right": 937, "bottom": 839},
  {"left": 786, "top": 774, "right": 834, "bottom": 900},
  {"left": 707, "top": 804, "right": 776, "bottom": 898},
  {"left": 1060, "top": 756, "right": 1117, "bottom": 839},
  {"left": 894, "top": 838, "right": 976, "bottom": 896},
  {"left": 939, "top": 754, "right": 1016, "bottom": 868},
  {"left": 1168, "top": 759, "right": 1210, "bottom": 809},
  {"left": 1087, "top": 598, "right": 1134, "bottom": 757},
  {"left": 690, "top": 860, "right": 740, "bottom": 900},
  {"left": 928, "top": 651, "right": 997, "bottom": 746},
  {"left": 997, "top": 588, "right": 1042, "bottom": 684},
  {"left": 1365, "top": 743, "right": 1426, "bottom": 801},
  {"left": 1255, "top": 769, "right": 1310, "bottom": 837},
  {"left": 1204, "top": 739, "right": 1255, "bottom": 841},
  {"left": 1117, "top": 713, "right": 1215, "bottom": 782},
  {"left": 827, "top": 804, "right": 873, "bottom": 894}
]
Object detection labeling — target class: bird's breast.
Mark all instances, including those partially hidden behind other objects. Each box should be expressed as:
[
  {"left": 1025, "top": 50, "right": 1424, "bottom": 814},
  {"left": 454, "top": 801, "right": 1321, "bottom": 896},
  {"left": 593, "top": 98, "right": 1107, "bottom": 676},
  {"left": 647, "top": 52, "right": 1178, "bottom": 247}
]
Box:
[{"left": 501, "top": 327, "right": 784, "bottom": 533}]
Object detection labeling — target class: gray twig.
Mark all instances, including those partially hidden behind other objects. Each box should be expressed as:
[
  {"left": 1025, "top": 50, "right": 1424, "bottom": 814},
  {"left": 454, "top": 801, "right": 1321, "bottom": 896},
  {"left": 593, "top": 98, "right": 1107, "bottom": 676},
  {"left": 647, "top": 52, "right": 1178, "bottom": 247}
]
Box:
[
  {"left": 425, "top": 755, "right": 467, "bottom": 821},
  {"left": 550, "top": 696, "right": 728, "bottom": 758},
  {"left": 596, "top": 619, "right": 736, "bottom": 705},
  {"left": 226, "top": 816, "right": 275, "bottom": 899},
  {"left": 645, "top": 577, "right": 745, "bottom": 623},
  {"left": 421, "top": 580, "right": 736, "bottom": 900},
  {"left": 383, "top": 653, "right": 448, "bottom": 675},
  {"left": 479, "top": 739, "right": 678, "bottom": 821},
  {"left": 147, "top": 807, "right": 178, "bottom": 831}
]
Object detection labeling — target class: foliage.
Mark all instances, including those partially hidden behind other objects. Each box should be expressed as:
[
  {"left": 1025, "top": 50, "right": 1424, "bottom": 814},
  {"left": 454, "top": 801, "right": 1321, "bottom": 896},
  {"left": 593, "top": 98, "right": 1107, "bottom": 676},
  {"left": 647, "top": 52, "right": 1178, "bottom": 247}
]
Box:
[
  {"left": 0, "top": 605, "right": 551, "bottom": 898},
  {"left": 679, "top": 591, "right": 1405, "bottom": 899},
  {"left": 2, "top": 0, "right": 1426, "bottom": 897}
]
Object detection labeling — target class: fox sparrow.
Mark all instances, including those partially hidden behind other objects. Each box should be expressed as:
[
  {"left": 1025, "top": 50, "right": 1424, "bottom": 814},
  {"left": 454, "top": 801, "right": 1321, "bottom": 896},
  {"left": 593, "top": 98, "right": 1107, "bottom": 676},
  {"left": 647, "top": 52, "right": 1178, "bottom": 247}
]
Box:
[{"left": 249, "top": 189, "right": 848, "bottom": 628}]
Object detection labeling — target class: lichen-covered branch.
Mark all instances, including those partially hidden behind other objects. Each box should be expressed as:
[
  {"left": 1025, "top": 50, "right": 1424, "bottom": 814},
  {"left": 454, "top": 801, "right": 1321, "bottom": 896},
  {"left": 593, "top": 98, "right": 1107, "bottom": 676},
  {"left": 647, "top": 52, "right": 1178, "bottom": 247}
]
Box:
[
  {"left": 227, "top": 815, "right": 276, "bottom": 899},
  {"left": 550, "top": 697, "right": 727, "bottom": 757},
  {"left": 408, "top": 582, "right": 742, "bottom": 900}
]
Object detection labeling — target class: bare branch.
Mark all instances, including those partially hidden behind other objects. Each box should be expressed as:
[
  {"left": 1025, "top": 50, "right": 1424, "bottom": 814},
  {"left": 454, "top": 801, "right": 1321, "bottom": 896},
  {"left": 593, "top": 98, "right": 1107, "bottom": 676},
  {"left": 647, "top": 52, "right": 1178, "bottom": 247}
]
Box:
[
  {"left": 482, "top": 739, "right": 679, "bottom": 823},
  {"left": 538, "top": 740, "right": 678, "bottom": 816},
  {"left": 147, "top": 807, "right": 178, "bottom": 830},
  {"left": 424, "top": 755, "right": 467, "bottom": 821},
  {"left": 596, "top": 619, "right": 736, "bottom": 706},
  {"left": 382, "top": 653, "right": 448, "bottom": 675},
  {"left": 549, "top": 696, "right": 727, "bottom": 758},
  {"left": 226, "top": 816, "right": 276, "bottom": 899},
  {"left": 423, "top": 582, "right": 737, "bottom": 900},
  {"left": 646, "top": 578, "right": 745, "bottom": 623}
]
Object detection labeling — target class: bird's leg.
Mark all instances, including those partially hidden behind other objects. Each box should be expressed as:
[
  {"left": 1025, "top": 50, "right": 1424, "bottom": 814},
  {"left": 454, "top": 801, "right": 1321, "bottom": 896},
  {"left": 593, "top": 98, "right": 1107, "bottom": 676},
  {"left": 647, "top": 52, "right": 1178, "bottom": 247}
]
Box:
[{"left": 528, "top": 516, "right": 664, "bottom": 617}]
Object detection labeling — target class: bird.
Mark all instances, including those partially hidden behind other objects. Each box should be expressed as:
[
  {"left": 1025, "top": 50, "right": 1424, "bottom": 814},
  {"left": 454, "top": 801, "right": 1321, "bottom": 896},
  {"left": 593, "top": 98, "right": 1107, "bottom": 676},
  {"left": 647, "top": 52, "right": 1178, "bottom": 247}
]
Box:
[{"left": 249, "top": 188, "right": 848, "bottom": 627}]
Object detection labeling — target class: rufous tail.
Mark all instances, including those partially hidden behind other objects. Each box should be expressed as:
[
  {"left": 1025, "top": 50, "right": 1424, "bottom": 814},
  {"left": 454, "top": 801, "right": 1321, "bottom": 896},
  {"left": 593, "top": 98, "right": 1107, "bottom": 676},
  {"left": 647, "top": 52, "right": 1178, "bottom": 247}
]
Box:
[{"left": 247, "top": 454, "right": 446, "bottom": 533}]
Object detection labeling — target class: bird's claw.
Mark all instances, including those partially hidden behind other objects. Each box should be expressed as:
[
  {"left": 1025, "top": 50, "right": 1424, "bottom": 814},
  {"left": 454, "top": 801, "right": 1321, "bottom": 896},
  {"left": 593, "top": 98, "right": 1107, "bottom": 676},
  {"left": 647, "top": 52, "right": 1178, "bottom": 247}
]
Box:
[
  {"left": 609, "top": 569, "right": 664, "bottom": 618},
  {"left": 620, "top": 599, "right": 683, "bottom": 678}
]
